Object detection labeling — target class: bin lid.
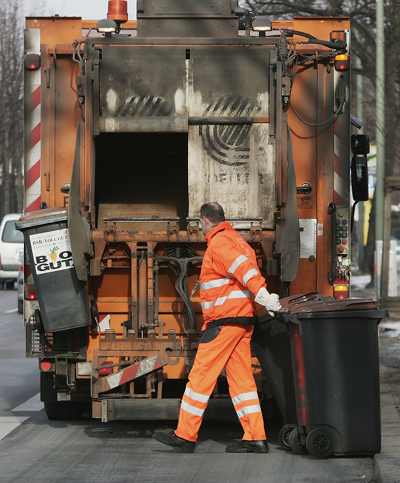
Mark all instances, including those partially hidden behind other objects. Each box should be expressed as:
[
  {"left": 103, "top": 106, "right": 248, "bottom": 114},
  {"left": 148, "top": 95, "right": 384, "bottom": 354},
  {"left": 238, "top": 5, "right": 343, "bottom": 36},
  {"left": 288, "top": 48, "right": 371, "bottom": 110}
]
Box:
[
  {"left": 16, "top": 208, "right": 67, "bottom": 231},
  {"left": 280, "top": 292, "right": 386, "bottom": 319}
]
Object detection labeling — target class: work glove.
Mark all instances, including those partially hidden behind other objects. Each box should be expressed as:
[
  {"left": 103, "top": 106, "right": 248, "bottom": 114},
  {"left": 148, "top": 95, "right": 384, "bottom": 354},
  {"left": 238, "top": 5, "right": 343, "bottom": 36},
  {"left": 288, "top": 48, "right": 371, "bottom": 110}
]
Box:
[{"left": 254, "top": 287, "right": 282, "bottom": 315}]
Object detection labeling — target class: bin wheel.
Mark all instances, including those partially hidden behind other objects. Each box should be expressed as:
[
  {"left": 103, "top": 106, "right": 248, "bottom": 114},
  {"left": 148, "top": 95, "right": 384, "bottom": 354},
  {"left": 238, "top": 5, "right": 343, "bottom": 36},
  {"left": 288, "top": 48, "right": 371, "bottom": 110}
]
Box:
[
  {"left": 288, "top": 427, "right": 306, "bottom": 454},
  {"left": 44, "top": 401, "right": 89, "bottom": 421},
  {"left": 305, "top": 428, "right": 334, "bottom": 458},
  {"left": 279, "top": 424, "right": 297, "bottom": 450}
]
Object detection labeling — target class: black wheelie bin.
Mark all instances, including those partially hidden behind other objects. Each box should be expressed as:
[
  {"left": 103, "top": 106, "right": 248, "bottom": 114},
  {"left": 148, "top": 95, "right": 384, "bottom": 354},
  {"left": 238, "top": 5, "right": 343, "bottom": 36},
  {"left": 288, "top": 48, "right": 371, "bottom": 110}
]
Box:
[
  {"left": 254, "top": 293, "right": 385, "bottom": 458},
  {"left": 17, "top": 209, "right": 90, "bottom": 333}
]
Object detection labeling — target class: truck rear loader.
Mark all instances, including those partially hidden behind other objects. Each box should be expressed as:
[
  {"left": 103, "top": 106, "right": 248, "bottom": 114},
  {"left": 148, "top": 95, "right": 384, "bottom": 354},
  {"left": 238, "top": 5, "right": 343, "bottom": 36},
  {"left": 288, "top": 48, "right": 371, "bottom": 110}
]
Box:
[{"left": 20, "top": 0, "right": 367, "bottom": 422}]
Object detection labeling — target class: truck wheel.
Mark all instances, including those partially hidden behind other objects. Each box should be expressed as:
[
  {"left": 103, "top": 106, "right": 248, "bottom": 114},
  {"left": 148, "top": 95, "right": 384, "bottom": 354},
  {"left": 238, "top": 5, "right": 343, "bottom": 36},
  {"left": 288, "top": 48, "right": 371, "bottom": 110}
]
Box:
[
  {"left": 279, "top": 424, "right": 296, "bottom": 450},
  {"left": 288, "top": 426, "right": 307, "bottom": 454},
  {"left": 305, "top": 428, "right": 334, "bottom": 458},
  {"left": 18, "top": 299, "right": 23, "bottom": 314},
  {"left": 44, "top": 401, "right": 89, "bottom": 421}
]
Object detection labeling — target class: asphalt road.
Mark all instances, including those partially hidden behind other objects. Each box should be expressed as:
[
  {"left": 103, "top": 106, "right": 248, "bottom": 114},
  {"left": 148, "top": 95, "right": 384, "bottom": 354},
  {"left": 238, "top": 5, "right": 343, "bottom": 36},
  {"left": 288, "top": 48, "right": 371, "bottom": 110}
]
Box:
[{"left": 0, "top": 289, "right": 375, "bottom": 483}]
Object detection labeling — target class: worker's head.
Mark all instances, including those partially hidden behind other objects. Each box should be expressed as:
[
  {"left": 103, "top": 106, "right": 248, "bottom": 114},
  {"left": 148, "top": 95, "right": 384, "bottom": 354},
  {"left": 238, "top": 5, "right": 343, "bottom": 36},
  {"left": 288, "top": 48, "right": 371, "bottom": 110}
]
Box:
[{"left": 199, "top": 202, "right": 225, "bottom": 234}]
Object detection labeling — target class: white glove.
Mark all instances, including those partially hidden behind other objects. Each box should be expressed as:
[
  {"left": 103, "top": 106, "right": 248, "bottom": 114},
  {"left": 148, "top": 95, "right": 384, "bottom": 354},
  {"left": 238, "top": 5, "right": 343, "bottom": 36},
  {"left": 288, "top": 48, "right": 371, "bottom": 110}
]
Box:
[{"left": 255, "top": 287, "right": 282, "bottom": 314}]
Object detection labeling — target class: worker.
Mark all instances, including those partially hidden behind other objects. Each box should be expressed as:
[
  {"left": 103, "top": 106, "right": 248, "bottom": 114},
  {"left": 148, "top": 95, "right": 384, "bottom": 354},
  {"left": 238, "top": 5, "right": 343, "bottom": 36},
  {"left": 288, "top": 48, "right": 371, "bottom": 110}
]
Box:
[{"left": 154, "top": 202, "right": 281, "bottom": 453}]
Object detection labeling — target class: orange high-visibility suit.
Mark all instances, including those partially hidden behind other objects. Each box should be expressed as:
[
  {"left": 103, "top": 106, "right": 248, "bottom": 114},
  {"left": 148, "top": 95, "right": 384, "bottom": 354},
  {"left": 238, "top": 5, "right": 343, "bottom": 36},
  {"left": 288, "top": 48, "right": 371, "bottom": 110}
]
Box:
[{"left": 175, "top": 221, "right": 267, "bottom": 442}]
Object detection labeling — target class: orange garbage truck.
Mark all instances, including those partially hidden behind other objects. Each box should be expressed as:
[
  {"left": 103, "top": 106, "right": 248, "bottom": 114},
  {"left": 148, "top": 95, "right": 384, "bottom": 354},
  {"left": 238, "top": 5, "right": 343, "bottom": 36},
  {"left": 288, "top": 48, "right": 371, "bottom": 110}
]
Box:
[{"left": 20, "top": 0, "right": 368, "bottom": 421}]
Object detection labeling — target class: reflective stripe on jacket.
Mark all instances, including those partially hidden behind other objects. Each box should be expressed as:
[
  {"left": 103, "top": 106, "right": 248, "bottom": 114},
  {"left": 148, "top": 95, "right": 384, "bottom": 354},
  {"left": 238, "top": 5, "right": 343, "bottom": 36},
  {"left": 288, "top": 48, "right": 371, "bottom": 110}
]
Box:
[{"left": 200, "top": 221, "right": 266, "bottom": 328}]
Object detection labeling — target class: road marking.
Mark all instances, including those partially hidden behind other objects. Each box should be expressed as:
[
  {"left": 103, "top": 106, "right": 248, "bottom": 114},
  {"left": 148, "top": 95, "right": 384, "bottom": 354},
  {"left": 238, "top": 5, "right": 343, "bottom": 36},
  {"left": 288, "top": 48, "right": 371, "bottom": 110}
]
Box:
[
  {"left": 12, "top": 393, "right": 43, "bottom": 413},
  {"left": 0, "top": 394, "right": 44, "bottom": 441},
  {"left": 4, "top": 308, "right": 18, "bottom": 314},
  {"left": 0, "top": 416, "right": 28, "bottom": 441}
]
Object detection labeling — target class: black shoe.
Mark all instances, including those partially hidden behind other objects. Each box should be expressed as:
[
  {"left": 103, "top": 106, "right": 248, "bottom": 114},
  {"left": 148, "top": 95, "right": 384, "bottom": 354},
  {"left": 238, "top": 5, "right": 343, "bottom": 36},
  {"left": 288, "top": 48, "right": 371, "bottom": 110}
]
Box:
[
  {"left": 153, "top": 430, "right": 195, "bottom": 453},
  {"left": 225, "top": 440, "right": 269, "bottom": 453}
]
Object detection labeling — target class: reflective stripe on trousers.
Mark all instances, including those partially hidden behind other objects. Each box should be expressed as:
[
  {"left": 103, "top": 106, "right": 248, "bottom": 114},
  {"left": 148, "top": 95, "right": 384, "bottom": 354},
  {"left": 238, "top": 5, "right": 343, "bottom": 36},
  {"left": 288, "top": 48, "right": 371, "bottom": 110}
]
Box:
[{"left": 236, "top": 404, "right": 262, "bottom": 419}]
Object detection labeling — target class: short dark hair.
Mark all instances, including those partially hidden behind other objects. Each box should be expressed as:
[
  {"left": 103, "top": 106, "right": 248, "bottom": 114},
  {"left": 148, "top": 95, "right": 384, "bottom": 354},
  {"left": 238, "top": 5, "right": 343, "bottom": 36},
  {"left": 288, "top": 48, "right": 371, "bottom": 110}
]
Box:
[{"left": 200, "top": 202, "right": 225, "bottom": 224}]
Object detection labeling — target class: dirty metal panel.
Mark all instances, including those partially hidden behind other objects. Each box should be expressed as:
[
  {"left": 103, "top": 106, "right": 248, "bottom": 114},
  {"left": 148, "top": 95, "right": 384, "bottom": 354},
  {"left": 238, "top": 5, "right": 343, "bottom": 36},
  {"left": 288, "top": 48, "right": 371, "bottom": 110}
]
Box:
[
  {"left": 188, "top": 47, "right": 275, "bottom": 227},
  {"left": 137, "top": 18, "right": 238, "bottom": 38},
  {"left": 138, "top": 0, "right": 234, "bottom": 16},
  {"left": 98, "top": 47, "right": 187, "bottom": 132},
  {"left": 189, "top": 47, "right": 270, "bottom": 118}
]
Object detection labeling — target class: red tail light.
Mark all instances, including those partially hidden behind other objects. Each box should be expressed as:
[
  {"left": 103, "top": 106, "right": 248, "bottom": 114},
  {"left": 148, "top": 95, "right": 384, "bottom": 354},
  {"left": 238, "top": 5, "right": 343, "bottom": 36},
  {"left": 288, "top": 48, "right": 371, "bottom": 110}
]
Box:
[
  {"left": 98, "top": 362, "right": 114, "bottom": 377},
  {"left": 40, "top": 360, "right": 54, "bottom": 372},
  {"left": 23, "top": 264, "right": 38, "bottom": 300},
  {"left": 26, "top": 291, "right": 37, "bottom": 301},
  {"left": 24, "top": 53, "right": 41, "bottom": 71}
]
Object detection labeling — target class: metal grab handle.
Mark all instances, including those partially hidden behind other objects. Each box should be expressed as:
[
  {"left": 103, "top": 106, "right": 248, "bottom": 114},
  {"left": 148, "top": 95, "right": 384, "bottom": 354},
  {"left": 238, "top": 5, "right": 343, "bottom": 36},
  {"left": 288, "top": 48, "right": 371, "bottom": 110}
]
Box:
[{"left": 328, "top": 202, "right": 337, "bottom": 285}]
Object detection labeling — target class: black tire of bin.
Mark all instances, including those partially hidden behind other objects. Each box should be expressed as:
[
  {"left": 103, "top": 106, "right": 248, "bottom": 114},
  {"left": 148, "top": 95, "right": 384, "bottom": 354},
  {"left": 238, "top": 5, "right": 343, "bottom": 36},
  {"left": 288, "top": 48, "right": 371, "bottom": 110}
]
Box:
[
  {"left": 288, "top": 427, "right": 307, "bottom": 454},
  {"left": 305, "top": 427, "right": 334, "bottom": 458},
  {"left": 279, "top": 424, "right": 297, "bottom": 450},
  {"left": 44, "top": 401, "right": 89, "bottom": 421}
]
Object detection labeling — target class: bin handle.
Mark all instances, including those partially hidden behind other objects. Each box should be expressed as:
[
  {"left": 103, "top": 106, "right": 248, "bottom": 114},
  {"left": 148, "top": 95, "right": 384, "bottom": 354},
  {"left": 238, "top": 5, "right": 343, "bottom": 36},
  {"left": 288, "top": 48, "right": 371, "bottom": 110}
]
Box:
[{"left": 285, "top": 292, "right": 321, "bottom": 306}]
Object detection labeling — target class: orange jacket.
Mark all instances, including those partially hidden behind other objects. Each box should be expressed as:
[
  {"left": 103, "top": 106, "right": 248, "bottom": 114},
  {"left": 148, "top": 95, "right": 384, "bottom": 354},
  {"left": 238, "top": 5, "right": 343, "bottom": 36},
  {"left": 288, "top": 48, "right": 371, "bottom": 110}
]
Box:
[{"left": 199, "top": 221, "right": 266, "bottom": 328}]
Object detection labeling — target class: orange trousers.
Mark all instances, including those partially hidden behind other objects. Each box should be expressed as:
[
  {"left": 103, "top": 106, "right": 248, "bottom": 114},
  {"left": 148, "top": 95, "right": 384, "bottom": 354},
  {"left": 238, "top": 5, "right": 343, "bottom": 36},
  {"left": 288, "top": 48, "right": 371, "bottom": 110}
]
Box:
[{"left": 175, "top": 324, "right": 267, "bottom": 442}]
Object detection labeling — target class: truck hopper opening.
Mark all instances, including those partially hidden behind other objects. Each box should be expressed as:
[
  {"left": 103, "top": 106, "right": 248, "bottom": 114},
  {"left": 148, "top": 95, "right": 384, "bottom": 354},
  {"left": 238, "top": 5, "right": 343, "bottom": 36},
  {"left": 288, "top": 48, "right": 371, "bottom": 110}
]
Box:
[{"left": 94, "top": 132, "right": 189, "bottom": 229}]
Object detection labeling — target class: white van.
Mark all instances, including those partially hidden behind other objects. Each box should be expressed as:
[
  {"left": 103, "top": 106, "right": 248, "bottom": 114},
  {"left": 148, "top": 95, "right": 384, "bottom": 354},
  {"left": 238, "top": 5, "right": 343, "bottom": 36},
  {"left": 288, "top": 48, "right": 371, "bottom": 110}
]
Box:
[{"left": 0, "top": 214, "right": 24, "bottom": 289}]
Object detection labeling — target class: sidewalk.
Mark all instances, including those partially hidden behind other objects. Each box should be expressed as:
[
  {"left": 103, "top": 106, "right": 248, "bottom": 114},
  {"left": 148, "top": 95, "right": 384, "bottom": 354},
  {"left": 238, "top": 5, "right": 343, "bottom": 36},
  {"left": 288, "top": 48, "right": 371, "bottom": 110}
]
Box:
[
  {"left": 375, "top": 329, "right": 400, "bottom": 483},
  {"left": 352, "top": 275, "right": 400, "bottom": 482}
]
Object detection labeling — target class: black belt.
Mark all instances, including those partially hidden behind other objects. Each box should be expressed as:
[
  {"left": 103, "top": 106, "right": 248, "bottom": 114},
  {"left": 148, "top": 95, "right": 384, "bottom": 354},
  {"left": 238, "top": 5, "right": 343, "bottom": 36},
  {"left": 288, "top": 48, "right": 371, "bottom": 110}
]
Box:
[{"left": 207, "top": 317, "right": 256, "bottom": 329}]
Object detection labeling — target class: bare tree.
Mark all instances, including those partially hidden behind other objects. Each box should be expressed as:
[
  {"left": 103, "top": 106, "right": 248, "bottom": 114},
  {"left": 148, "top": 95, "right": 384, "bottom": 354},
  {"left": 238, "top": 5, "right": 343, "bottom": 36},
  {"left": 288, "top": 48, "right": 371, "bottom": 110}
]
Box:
[{"left": 0, "top": 0, "right": 24, "bottom": 218}]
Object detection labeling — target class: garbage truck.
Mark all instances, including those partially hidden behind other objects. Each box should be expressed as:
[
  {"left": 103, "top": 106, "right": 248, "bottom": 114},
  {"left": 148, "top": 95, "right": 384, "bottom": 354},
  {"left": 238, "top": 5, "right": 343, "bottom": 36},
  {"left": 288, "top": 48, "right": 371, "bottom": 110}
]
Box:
[{"left": 20, "top": 0, "right": 369, "bottom": 421}]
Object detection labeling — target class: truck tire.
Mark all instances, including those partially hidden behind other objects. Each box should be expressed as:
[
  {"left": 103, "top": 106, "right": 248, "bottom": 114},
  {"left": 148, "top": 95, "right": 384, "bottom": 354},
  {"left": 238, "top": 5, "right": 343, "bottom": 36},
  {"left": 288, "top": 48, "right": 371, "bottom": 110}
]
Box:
[
  {"left": 18, "top": 299, "right": 23, "bottom": 314},
  {"left": 41, "top": 372, "right": 90, "bottom": 421},
  {"left": 44, "top": 401, "right": 90, "bottom": 421}
]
